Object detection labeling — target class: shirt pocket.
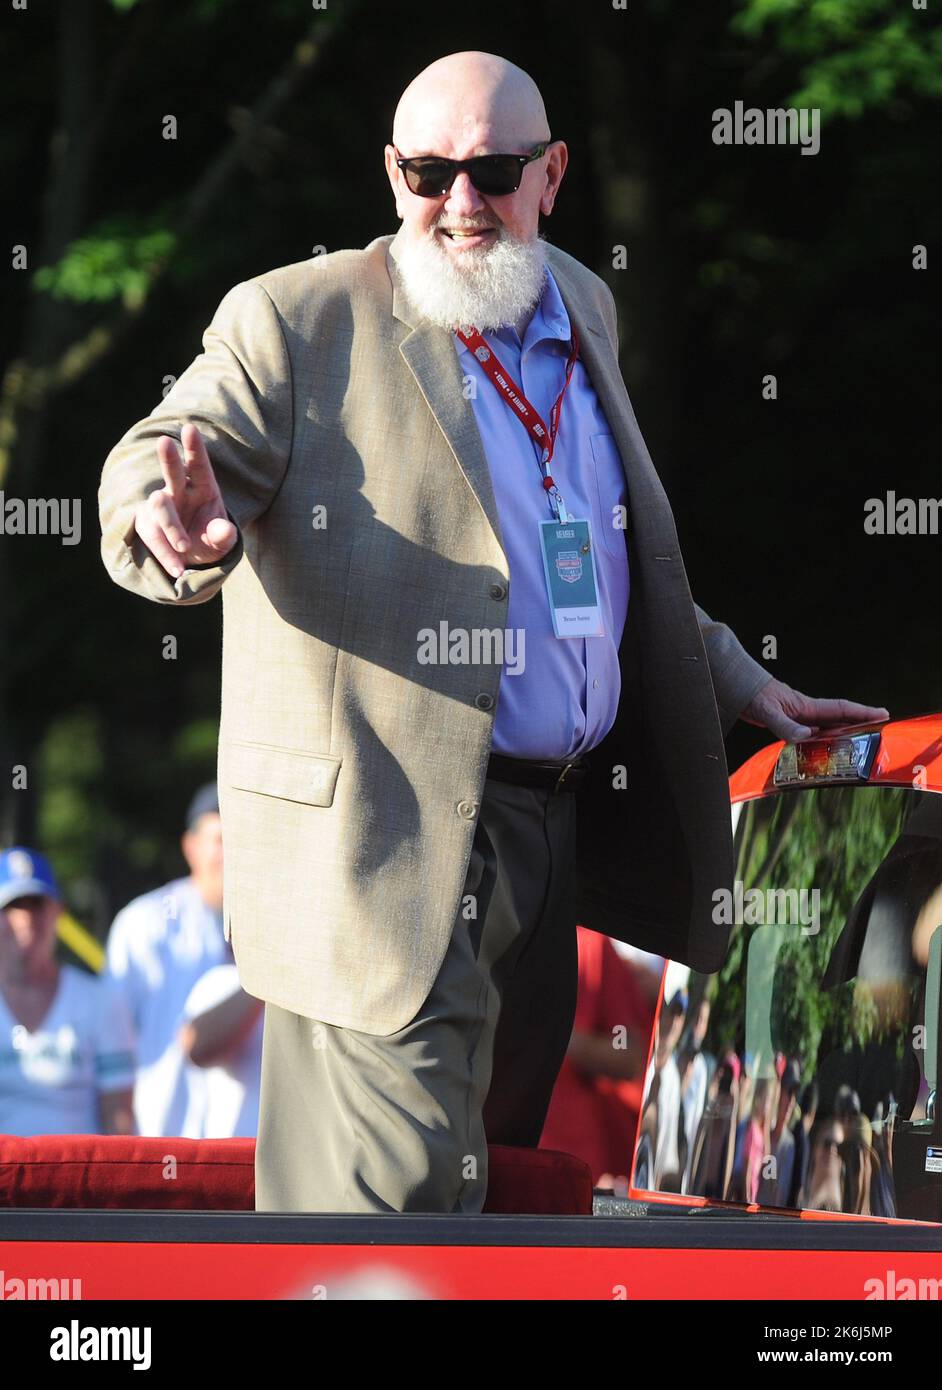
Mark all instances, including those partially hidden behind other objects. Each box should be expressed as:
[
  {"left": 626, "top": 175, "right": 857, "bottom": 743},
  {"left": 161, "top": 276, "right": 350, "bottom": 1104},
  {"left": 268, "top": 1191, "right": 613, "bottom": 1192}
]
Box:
[{"left": 589, "top": 432, "right": 629, "bottom": 560}]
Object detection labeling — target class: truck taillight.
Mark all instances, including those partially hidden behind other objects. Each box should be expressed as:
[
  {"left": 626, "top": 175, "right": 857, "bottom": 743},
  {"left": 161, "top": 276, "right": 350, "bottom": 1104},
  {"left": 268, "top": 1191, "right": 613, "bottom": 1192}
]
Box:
[{"left": 773, "top": 730, "right": 880, "bottom": 787}]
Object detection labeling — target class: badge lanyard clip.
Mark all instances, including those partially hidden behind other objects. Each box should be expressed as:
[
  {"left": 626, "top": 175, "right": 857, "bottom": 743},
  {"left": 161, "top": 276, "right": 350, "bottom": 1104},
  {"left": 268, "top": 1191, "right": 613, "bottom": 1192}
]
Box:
[{"left": 541, "top": 451, "right": 570, "bottom": 524}]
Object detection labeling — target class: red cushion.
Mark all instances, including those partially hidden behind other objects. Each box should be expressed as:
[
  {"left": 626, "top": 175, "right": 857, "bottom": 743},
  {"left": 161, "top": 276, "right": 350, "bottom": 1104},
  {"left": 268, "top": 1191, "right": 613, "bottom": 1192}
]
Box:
[
  {"left": 0, "top": 1134, "right": 255, "bottom": 1210},
  {"left": 485, "top": 1144, "right": 593, "bottom": 1215},
  {"left": 0, "top": 1135, "right": 592, "bottom": 1215}
]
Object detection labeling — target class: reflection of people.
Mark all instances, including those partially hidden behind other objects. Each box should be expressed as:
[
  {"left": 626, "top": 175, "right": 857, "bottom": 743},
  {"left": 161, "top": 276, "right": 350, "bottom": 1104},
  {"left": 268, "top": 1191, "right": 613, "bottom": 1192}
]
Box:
[
  {"left": 732, "top": 1076, "right": 778, "bottom": 1204},
  {"left": 688, "top": 1051, "right": 740, "bottom": 1199},
  {"left": 104, "top": 785, "right": 228, "bottom": 1136},
  {"left": 0, "top": 848, "right": 135, "bottom": 1136},
  {"left": 98, "top": 49, "right": 886, "bottom": 1214},
  {"left": 801, "top": 1118, "right": 845, "bottom": 1212},
  {"left": 791, "top": 1080, "right": 818, "bottom": 1208},
  {"left": 642, "top": 991, "right": 687, "bottom": 1190},
  {"left": 677, "top": 782, "right": 942, "bottom": 1218},
  {"left": 842, "top": 1112, "right": 880, "bottom": 1215},
  {"left": 756, "top": 1060, "right": 800, "bottom": 1207},
  {"left": 540, "top": 925, "right": 652, "bottom": 1187},
  {"left": 678, "top": 998, "right": 712, "bottom": 1192}
]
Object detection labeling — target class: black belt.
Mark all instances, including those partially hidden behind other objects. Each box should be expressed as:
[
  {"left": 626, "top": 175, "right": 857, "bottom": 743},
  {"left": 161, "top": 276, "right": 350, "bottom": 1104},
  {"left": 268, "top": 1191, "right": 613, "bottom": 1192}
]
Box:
[{"left": 485, "top": 752, "right": 590, "bottom": 794}]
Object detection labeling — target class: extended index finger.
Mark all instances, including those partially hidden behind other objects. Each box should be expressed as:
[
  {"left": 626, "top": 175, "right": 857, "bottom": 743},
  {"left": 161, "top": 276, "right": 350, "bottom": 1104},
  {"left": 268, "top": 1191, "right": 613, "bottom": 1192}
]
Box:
[{"left": 180, "top": 422, "right": 218, "bottom": 493}]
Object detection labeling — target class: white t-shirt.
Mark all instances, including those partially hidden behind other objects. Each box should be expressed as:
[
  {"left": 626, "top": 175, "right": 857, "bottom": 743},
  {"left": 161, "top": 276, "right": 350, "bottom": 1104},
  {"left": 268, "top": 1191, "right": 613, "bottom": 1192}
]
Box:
[
  {"left": 104, "top": 877, "right": 227, "bottom": 1136},
  {"left": 181, "top": 964, "right": 262, "bottom": 1139},
  {"left": 0, "top": 965, "right": 135, "bottom": 1136}
]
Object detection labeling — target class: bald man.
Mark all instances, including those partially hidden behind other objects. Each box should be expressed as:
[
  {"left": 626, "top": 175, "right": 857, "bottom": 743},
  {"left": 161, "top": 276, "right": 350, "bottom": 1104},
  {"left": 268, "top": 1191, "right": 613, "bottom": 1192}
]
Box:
[{"left": 99, "top": 51, "right": 887, "bottom": 1213}]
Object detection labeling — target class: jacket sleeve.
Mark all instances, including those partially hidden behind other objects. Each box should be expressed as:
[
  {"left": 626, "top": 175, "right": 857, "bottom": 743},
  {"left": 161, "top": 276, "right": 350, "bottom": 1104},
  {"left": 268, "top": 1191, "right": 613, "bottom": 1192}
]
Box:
[
  {"left": 694, "top": 601, "right": 772, "bottom": 736},
  {"left": 98, "top": 279, "right": 293, "bottom": 606}
]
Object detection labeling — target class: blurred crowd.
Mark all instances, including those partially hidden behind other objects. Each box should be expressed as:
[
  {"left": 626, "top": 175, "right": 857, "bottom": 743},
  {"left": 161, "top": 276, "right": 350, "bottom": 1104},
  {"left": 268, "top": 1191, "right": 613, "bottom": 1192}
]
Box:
[
  {"left": 0, "top": 786, "right": 262, "bottom": 1140},
  {"left": 636, "top": 988, "right": 901, "bottom": 1218}
]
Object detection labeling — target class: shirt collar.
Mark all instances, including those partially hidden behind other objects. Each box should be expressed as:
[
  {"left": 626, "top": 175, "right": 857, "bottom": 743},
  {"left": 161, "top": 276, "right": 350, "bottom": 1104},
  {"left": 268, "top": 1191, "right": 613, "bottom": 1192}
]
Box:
[
  {"left": 527, "top": 266, "right": 573, "bottom": 347},
  {"left": 454, "top": 266, "right": 573, "bottom": 355}
]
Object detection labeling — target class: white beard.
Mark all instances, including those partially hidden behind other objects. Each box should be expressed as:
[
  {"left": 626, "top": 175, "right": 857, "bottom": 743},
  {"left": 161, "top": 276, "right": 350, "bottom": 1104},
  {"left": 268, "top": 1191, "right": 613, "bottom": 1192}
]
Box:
[{"left": 395, "top": 221, "right": 548, "bottom": 332}]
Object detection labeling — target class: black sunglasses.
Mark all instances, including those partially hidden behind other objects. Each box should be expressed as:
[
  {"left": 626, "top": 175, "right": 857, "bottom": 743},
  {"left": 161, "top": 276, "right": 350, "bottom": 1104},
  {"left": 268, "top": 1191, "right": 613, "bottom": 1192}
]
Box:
[{"left": 395, "top": 143, "right": 549, "bottom": 198}]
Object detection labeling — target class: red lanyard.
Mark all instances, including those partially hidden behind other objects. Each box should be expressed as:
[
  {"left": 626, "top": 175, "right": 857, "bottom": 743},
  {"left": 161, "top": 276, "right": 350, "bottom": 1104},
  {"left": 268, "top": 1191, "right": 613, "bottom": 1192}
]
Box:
[{"left": 455, "top": 324, "right": 580, "bottom": 521}]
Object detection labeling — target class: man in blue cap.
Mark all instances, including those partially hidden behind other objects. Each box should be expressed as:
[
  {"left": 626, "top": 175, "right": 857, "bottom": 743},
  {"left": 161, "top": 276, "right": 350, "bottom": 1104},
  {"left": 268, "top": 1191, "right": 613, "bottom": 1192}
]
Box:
[
  {"left": 0, "top": 847, "right": 135, "bottom": 1135},
  {"left": 103, "top": 784, "right": 230, "bottom": 1136}
]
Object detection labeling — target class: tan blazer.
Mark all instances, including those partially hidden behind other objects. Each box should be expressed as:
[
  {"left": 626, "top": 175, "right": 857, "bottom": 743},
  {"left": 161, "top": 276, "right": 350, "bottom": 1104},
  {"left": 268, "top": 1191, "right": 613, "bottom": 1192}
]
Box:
[{"left": 99, "top": 230, "right": 771, "bottom": 1034}]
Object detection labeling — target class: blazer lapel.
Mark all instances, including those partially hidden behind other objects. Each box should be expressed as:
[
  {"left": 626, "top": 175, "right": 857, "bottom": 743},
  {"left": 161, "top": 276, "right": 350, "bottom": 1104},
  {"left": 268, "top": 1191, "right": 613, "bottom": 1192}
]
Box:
[
  {"left": 386, "top": 232, "right": 506, "bottom": 559},
  {"left": 384, "top": 230, "right": 639, "bottom": 562}
]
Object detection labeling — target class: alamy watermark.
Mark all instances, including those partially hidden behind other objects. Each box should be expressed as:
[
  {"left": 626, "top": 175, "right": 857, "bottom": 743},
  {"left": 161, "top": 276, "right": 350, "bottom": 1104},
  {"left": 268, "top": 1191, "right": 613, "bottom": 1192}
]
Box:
[
  {"left": 49, "top": 1320, "right": 151, "bottom": 1369},
  {"left": 417, "top": 622, "right": 525, "bottom": 675},
  {"left": 865, "top": 1270, "right": 941, "bottom": 1300},
  {"left": 864, "top": 493, "right": 942, "bottom": 534},
  {"left": 0, "top": 492, "right": 81, "bottom": 545},
  {"left": 1, "top": 1269, "right": 82, "bottom": 1299},
  {"left": 712, "top": 880, "right": 821, "bottom": 935},
  {"left": 713, "top": 101, "right": 821, "bottom": 157}
]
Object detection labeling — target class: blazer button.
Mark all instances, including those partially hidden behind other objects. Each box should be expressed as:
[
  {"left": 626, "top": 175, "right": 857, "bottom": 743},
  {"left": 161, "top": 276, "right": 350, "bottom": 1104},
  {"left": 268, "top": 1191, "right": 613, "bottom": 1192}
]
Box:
[
  {"left": 475, "top": 693, "right": 494, "bottom": 710},
  {"left": 457, "top": 800, "right": 478, "bottom": 819},
  {"left": 489, "top": 582, "right": 507, "bottom": 600}
]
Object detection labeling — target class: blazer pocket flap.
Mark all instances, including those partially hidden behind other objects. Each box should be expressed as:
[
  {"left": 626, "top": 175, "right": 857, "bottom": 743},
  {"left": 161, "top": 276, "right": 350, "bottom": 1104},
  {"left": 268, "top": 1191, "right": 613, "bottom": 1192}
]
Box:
[{"left": 227, "top": 742, "right": 342, "bottom": 807}]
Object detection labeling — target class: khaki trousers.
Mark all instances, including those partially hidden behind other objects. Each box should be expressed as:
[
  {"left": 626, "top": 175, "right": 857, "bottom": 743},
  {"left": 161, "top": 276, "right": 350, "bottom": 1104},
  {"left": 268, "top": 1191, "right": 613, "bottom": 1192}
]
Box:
[{"left": 254, "top": 774, "right": 580, "bottom": 1213}]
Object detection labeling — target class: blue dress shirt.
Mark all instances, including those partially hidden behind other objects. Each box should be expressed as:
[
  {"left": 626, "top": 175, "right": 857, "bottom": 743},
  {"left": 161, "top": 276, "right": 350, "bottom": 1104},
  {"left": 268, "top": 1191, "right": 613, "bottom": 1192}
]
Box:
[{"left": 453, "top": 267, "right": 630, "bottom": 760}]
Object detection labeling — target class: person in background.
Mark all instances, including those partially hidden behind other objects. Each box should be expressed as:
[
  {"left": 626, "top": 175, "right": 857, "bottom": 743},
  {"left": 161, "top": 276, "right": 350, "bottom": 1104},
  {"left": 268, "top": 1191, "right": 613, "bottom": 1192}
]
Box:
[
  {"left": 678, "top": 997, "right": 712, "bottom": 1193},
  {"left": 104, "top": 784, "right": 227, "bottom": 1136},
  {"left": 687, "top": 1050, "right": 741, "bottom": 1199},
  {"left": 842, "top": 1112, "right": 880, "bottom": 1215},
  {"left": 802, "top": 1117, "right": 846, "bottom": 1213},
  {"left": 610, "top": 942, "right": 665, "bottom": 1008},
  {"left": 757, "top": 1058, "right": 801, "bottom": 1207},
  {"left": 178, "top": 938, "right": 264, "bottom": 1138},
  {"left": 540, "top": 924, "right": 653, "bottom": 1189},
  {"left": 835, "top": 1083, "right": 862, "bottom": 1128},
  {"left": 642, "top": 990, "right": 687, "bottom": 1190},
  {"left": 791, "top": 1079, "right": 818, "bottom": 1207},
  {"left": 0, "top": 847, "right": 135, "bottom": 1136},
  {"left": 732, "top": 1074, "right": 778, "bottom": 1204}
]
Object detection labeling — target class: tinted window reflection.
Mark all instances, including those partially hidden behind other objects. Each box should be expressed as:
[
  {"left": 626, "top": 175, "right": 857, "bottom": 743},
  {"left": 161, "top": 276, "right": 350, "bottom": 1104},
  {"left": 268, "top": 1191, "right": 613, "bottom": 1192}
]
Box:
[{"left": 635, "top": 786, "right": 942, "bottom": 1219}]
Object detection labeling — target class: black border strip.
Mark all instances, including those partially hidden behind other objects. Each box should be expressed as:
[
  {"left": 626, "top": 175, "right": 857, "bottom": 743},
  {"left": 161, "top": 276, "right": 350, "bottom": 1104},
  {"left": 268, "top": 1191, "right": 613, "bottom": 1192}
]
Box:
[{"left": 1, "top": 1209, "right": 942, "bottom": 1250}]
